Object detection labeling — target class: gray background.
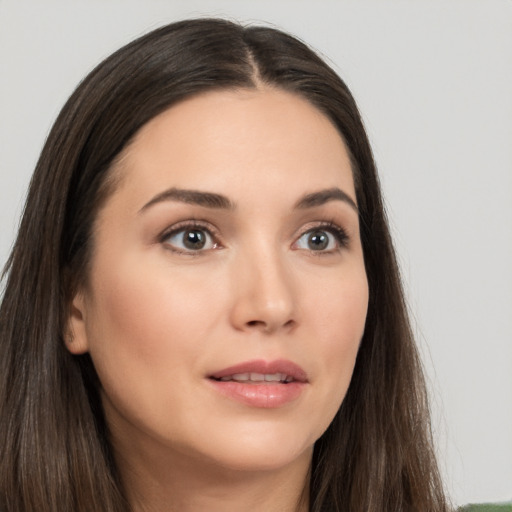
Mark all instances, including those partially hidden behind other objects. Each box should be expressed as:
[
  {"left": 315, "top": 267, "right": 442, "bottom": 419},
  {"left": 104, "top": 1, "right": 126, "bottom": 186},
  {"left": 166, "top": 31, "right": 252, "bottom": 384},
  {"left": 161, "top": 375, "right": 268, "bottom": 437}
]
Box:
[{"left": 1, "top": 0, "right": 511, "bottom": 506}]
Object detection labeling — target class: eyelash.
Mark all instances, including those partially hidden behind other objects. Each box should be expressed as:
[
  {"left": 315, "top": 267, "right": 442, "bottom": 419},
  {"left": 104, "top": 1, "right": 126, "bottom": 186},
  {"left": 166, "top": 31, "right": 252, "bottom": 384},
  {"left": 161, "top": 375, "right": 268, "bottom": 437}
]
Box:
[
  {"left": 295, "top": 221, "right": 350, "bottom": 254},
  {"left": 159, "top": 220, "right": 221, "bottom": 256},
  {"left": 158, "top": 220, "right": 349, "bottom": 256}
]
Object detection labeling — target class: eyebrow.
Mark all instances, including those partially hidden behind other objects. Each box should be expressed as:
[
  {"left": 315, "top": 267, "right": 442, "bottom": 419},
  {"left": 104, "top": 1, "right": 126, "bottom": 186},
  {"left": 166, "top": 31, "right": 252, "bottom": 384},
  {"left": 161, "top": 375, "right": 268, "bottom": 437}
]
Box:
[
  {"left": 294, "top": 187, "right": 358, "bottom": 212},
  {"left": 139, "top": 186, "right": 357, "bottom": 213},
  {"left": 139, "top": 188, "right": 235, "bottom": 213}
]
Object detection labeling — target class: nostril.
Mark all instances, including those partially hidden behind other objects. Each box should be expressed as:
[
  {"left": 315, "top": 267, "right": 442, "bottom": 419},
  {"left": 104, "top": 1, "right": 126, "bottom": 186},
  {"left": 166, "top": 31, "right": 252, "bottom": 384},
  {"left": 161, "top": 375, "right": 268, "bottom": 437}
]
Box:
[
  {"left": 247, "top": 320, "right": 265, "bottom": 327},
  {"left": 245, "top": 318, "right": 295, "bottom": 333}
]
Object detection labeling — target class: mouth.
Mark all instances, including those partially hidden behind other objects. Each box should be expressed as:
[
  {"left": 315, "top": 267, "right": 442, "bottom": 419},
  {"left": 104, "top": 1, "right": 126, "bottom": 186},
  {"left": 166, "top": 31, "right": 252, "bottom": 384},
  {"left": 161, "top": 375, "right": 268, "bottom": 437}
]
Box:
[
  {"left": 207, "top": 359, "right": 308, "bottom": 408},
  {"left": 211, "top": 372, "right": 296, "bottom": 384},
  {"left": 208, "top": 358, "right": 308, "bottom": 384}
]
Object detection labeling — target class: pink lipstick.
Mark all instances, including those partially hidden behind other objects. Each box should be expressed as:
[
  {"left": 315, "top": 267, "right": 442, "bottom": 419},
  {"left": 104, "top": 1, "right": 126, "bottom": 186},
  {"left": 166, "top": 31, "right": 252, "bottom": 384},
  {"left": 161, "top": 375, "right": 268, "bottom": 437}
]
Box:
[{"left": 208, "top": 359, "right": 308, "bottom": 408}]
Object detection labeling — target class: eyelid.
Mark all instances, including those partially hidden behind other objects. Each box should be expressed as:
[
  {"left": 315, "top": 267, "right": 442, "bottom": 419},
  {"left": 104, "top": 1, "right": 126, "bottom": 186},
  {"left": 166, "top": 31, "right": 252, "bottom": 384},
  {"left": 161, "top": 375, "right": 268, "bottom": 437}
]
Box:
[
  {"left": 157, "top": 218, "right": 350, "bottom": 255},
  {"left": 293, "top": 221, "right": 350, "bottom": 252},
  {"left": 158, "top": 220, "right": 223, "bottom": 254}
]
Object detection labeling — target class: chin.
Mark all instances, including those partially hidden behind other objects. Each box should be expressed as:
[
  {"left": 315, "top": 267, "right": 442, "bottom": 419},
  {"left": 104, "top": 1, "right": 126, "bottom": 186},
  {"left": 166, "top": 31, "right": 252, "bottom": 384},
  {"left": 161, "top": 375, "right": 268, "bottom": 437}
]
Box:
[{"left": 188, "top": 427, "right": 315, "bottom": 473}]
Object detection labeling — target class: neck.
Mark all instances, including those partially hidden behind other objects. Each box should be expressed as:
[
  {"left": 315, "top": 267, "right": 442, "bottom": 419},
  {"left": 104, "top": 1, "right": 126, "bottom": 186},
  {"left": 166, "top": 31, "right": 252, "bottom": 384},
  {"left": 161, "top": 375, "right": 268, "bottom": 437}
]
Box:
[{"left": 113, "top": 436, "right": 311, "bottom": 512}]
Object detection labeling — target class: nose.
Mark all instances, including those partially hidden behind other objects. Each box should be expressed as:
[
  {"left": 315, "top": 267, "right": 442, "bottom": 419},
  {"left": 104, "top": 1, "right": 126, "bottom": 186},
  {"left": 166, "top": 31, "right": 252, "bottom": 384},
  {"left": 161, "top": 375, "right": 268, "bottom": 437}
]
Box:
[{"left": 229, "top": 245, "right": 297, "bottom": 335}]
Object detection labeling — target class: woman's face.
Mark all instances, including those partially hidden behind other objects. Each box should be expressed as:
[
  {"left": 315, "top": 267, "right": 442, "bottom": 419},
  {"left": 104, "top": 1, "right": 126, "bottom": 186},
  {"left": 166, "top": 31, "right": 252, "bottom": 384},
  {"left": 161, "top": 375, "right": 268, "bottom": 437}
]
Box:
[{"left": 67, "top": 88, "right": 368, "bottom": 474}]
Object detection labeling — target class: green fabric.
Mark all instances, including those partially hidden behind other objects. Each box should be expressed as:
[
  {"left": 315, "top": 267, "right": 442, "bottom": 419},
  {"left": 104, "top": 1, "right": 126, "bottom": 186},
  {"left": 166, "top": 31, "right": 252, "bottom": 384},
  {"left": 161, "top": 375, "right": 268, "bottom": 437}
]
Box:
[{"left": 458, "top": 504, "right": 512, "bottom": 512}]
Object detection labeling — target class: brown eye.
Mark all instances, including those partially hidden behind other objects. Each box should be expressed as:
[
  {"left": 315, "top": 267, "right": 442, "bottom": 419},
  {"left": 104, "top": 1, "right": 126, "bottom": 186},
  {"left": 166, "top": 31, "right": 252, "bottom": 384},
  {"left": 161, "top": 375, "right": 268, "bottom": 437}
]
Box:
[
  {"left": 182, "top": 229, "right": 207, "bottom": 250},
  {"left": 163, "top": 226, "right": 217, "bottom": 252}
]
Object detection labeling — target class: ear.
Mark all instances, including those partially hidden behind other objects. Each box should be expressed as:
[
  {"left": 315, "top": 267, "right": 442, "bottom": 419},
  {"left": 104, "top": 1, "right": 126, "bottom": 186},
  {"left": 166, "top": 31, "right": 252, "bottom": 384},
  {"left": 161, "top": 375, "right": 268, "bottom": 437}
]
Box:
[{"left": 65, "top": 290, "right": 90, "bottom": 355}]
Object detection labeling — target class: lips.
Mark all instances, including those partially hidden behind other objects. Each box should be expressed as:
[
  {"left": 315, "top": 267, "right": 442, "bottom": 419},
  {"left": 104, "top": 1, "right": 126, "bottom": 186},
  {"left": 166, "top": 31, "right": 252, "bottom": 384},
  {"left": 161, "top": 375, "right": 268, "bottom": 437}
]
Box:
[
  {"left": 209, "top": 359, "right": 308, "bottom": 383},
  {"left": 215, "top": 372, "right": 294, "bottom": 383},
  {"left": 208, "top": 359, "right": 308, "bottom": 408}
]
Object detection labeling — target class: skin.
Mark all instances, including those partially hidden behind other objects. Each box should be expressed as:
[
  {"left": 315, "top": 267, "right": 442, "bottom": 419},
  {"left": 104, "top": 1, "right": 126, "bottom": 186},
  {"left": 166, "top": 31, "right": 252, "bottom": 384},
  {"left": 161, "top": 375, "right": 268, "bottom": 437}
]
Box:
[{"left": 67, "top": 88, "right": 369, "bottom": 512}]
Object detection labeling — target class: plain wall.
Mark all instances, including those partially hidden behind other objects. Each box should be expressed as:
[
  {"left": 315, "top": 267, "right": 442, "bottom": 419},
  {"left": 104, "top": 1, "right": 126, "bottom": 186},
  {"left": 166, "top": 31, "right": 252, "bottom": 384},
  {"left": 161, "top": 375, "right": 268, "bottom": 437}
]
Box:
[{"left": 1, "top": 0, "right": 511, "bottom": 506}]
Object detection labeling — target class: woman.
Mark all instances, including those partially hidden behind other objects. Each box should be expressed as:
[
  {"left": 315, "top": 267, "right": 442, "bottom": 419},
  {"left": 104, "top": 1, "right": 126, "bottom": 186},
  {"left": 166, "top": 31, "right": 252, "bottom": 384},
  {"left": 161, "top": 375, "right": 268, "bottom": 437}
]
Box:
[{"left": 0, "top": 18, "right": 450, "bottom": 512}]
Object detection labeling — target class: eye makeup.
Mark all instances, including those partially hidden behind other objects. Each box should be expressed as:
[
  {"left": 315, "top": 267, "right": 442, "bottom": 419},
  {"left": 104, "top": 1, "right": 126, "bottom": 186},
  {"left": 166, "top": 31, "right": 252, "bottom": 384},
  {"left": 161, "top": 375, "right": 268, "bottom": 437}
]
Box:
[
  {"left": 293, "top": 221, "right": 349, "bottom": 254},
  {"left": 157, "top": 217, "right": 350, "bottom": 258},
  {"left": 158, "top": 219, "right": 223, "bottom": 256}
]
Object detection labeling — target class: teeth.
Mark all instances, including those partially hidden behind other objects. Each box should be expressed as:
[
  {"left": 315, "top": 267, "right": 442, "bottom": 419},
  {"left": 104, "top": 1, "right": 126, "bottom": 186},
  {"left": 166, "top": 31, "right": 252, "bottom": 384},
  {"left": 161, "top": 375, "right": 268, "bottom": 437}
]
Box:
[{"left": 218, "top": 373, "right": 291, "bottom": 383}]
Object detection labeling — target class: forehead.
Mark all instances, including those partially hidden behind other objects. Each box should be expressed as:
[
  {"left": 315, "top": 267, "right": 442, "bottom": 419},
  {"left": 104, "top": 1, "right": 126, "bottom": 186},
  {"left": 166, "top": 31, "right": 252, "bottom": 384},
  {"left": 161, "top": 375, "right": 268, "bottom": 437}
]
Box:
[{"left": 112, "top": 87, "right": 356, "bottom": 207}]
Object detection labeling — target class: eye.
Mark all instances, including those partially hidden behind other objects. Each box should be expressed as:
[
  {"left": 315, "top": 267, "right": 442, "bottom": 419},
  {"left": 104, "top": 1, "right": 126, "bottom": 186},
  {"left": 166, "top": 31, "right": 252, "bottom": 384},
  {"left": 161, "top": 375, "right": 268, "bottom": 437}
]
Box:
[
  {"left": 162, "top": 225, "right": 218, "bottom": 253},
  {"left": 294, "top": 225, "right": 348, "bottom": 252}
]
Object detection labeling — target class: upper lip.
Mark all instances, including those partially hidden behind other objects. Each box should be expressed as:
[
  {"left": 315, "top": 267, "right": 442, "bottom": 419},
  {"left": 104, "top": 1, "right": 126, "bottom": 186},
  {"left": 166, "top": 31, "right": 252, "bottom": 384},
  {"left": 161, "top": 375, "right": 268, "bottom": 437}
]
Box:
[{"left": 209, "top": 359, "right": 308, "bottom": 383}]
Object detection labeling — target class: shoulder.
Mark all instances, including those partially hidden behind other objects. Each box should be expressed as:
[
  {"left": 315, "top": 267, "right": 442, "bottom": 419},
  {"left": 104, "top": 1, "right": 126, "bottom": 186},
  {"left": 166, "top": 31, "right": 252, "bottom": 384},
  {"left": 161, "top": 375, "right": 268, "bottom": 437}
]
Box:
[{"left": 458, "top": 503, "right": 512, "bottom": 512}]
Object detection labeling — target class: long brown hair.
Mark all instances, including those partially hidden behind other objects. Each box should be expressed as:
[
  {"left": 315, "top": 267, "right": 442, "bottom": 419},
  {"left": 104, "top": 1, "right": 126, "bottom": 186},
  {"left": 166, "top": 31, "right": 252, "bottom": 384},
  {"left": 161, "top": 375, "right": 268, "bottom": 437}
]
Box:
[{"left": 0, "top": 18, "right": 449, "bottom": 512}]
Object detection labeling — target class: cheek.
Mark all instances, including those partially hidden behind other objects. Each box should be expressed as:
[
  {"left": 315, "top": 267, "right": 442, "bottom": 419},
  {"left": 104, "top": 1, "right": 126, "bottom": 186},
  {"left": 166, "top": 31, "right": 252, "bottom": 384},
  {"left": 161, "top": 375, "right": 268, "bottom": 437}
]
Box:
[
  {"left": 86, "top": 255, "right": 220, "bottom": 361},
  {"left": 81, "top": 254, "right": 230, "bottom": 438},
  {"left": 81, "top": 256, "right": 225, "bottom": 420},
  {"left": 307, "top": 265, "right": 368, "bottom": 345},
  {"left": 303, "top": 267, "right": 368, "bottom": 417}
]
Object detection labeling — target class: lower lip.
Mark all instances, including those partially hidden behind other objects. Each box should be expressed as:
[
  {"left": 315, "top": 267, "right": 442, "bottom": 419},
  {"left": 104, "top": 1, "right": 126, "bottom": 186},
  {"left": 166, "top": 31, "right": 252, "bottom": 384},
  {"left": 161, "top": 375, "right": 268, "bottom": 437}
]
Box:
[{"left": 207, "top": 380, "right": 306, "bottom": 408}]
